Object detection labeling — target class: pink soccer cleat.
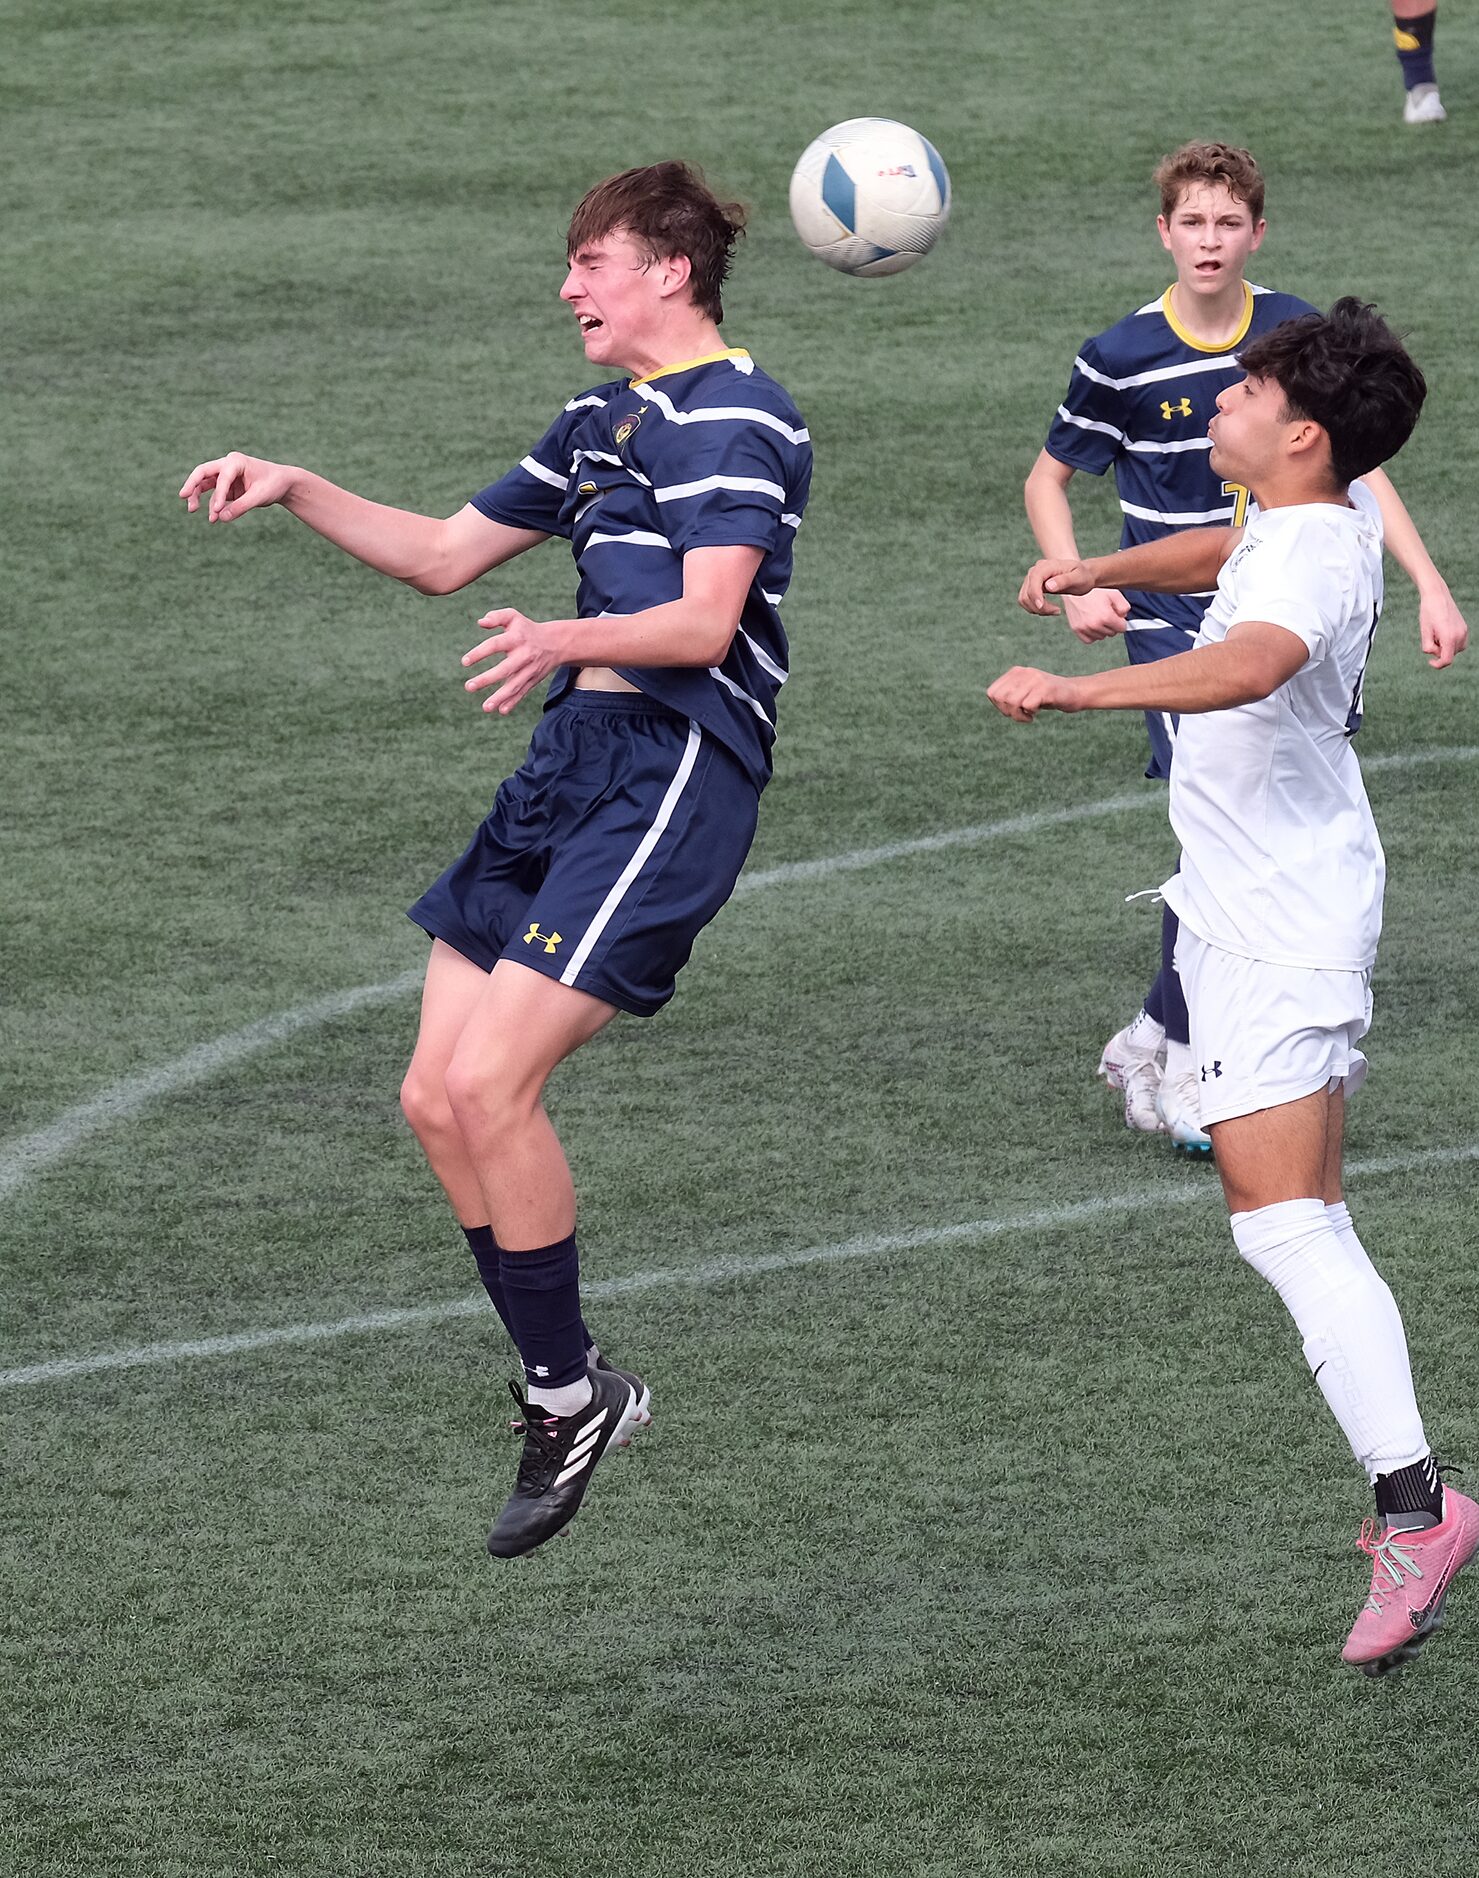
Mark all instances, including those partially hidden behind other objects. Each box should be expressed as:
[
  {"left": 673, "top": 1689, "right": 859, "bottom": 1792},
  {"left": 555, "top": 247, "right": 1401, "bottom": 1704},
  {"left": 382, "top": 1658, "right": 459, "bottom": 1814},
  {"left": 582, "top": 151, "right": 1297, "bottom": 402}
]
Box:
[{"left": 1341, "top": 1488, "right": 1479, "bottom": 1675}]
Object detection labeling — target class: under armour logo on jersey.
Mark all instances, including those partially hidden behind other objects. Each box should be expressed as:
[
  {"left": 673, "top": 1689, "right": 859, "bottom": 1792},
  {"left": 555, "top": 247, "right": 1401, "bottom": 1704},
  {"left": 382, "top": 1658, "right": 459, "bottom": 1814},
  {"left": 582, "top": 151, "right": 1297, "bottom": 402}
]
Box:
[
  {"left": 529, "top": 1365, "right": 550, "bottom": 1378},
  {"left": 1161, "top": 397, "right": 1193, "bottom": 420},
  {"left": 523, "top": 923, "right": 562, "bottom": 954},
  {"left": 1201, "top": 1060, "right": 1223, "bottom": 1081}
]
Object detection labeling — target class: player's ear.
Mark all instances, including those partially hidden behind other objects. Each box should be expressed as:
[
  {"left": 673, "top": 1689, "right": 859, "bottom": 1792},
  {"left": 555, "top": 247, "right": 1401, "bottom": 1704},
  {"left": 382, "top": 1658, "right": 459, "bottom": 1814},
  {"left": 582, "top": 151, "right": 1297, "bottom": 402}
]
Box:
[
  {"left": 1155, "top": 213, "right": 1173, "bottom": 253},
  {"left": 657, "top": 251, "right": 693, "bottom": 300},
  {"left": 1285, "top": 418, "right": 1326, "bottom": 463},
  {"left": 1248, "top": 217, "right": 1267, "bottom": 252}
]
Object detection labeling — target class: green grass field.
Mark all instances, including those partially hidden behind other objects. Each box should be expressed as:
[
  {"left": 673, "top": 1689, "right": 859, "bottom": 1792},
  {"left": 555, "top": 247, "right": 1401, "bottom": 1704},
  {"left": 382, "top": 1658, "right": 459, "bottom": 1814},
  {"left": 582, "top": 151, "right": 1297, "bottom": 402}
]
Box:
[{"left": 6, "top": 2, "right": 1479, "bottom": 1872}]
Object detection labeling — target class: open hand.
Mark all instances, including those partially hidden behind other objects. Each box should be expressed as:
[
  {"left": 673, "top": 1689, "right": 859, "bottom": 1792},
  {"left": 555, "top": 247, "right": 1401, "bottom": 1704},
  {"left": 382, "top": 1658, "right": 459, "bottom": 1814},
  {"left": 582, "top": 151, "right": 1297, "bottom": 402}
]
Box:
[
  {"left": 462, "top": 608, "right": 568, "bottom": 716},
  {"left": 179, "top": 453, "right": 296, "bottom": 522}
]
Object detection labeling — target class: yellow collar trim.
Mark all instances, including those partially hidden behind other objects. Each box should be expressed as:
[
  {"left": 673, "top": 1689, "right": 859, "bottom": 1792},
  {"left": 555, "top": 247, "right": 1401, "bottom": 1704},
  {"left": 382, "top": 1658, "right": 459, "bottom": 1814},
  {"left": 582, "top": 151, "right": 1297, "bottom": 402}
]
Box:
[
  {"left": 1161, "top": 283, "right": 1254, "bottom": 354},
  {"left": 630, "top": 347, "right": 749, "bottom": 388}
]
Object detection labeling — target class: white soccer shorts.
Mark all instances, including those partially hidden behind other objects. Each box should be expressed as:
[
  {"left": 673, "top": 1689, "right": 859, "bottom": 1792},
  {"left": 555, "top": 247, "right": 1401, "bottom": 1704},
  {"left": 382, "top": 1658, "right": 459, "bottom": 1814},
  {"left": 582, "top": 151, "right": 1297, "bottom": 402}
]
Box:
[{"left": 1173, "top": 928, "right": 1372, "bottom": 1127}]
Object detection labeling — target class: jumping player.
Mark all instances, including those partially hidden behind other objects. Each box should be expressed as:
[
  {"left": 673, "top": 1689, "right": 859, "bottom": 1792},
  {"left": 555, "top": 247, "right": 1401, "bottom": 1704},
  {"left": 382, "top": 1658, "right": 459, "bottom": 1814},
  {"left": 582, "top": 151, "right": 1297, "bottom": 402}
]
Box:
[
  {"left": 180, "top": 163, "right": 812, "bottom": 1558},
  {"left": 993, "top": 299, "right": 1477, "bottom": 1674},
  {"left": 1024, "top": 142, "right": 1467, "bottom": 1151}
]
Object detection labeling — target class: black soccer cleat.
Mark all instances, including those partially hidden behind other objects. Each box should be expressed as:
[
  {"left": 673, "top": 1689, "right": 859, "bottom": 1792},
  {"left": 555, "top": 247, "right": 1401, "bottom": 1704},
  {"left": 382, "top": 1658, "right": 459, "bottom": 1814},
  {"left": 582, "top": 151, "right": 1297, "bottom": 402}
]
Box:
[
  {"left": 593, "top": 1353, "right": 652, "bottom": 1448},
  {"left": 487, "top": 1364, "right": 639, "bottom": 1559},
  {"left": 507, "top": 1351, "right": 653, "bottom": 1448}
]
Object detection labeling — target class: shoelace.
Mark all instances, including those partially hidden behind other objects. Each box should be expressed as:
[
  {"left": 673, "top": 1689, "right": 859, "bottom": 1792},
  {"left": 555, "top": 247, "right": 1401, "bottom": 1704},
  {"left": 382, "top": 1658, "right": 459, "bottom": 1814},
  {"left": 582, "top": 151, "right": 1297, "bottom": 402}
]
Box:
[
  {"left": 1356, "top": 1518, "right": 1426, "bottom": 1614},
  {"left": 507, "top": 1381, "right": 562, "bottom": 1489}
]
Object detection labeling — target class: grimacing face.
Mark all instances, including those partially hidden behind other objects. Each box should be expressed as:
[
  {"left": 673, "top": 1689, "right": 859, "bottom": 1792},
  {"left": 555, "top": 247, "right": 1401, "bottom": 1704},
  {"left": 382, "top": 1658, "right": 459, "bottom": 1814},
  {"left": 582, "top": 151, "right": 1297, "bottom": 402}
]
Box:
[{"left": 560, "top": 228, "right": 686, "bottom": 375}]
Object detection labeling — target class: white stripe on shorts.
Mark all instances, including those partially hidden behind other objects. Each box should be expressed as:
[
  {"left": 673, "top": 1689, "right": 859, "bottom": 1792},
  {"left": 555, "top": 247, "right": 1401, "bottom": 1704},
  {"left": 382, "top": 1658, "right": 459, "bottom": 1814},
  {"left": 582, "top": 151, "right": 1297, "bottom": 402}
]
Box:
[{"left": 559, "top": 722, "right": 704, "bottom": 987}]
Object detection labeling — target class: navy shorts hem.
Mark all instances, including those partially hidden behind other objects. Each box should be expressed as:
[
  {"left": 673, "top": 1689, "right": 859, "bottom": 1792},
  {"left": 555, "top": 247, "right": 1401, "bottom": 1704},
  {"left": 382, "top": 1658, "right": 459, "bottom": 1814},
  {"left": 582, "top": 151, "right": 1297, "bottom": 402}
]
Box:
[
  {"left": 407, "top": 913, "right": 499, "bottom": 975},
  {"left": 407, "top": 919, "right": 669, "bottom": 1017}
]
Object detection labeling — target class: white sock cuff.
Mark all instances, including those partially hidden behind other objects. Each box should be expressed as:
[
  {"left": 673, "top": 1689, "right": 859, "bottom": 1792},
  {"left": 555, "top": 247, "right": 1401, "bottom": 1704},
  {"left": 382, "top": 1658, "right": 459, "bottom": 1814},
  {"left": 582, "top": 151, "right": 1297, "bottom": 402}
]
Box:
[
  {"left": 1230, "top": 1196, "right": 1329, "bottom": 1256},
  {"left": 1325, "top": 1200, "right": 1354, "bottom": 1236}
]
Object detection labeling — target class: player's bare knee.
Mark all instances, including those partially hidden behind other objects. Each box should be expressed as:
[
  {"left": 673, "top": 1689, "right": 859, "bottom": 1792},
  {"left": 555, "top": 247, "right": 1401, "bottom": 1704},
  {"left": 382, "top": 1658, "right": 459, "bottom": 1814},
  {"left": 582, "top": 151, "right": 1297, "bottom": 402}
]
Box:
[
  {"left": 442, "top": 1054, "right": 519, "bottom": 1137},
  {"left": 399, "top": 1065, "right": 453, "bottom": 1142}
]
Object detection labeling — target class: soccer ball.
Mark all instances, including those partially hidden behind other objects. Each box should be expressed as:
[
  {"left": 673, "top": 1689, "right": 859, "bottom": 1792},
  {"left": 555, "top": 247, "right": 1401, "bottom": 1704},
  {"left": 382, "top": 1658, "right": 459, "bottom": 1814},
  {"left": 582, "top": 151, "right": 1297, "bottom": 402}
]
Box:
[{"left": 788, "top": 118, "right": 952, "bottom": 277}]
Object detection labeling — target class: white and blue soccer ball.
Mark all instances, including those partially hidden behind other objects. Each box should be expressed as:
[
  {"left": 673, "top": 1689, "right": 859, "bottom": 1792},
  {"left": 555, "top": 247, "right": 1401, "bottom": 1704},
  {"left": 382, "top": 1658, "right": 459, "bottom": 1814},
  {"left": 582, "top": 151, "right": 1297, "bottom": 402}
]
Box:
[{"left": 789, "top": 118, "right": 952, "bottom": 278}]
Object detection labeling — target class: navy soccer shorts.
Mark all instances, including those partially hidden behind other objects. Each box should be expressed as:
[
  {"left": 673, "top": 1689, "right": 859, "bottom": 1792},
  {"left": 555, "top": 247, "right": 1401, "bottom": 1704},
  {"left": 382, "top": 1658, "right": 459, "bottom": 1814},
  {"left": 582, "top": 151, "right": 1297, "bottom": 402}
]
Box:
[
  {"left": 1125, "top": 619, "right": 1197, "bottom": 781},
  {"left": 407, "top": 690, "right": 760, "bottom": 1017}
]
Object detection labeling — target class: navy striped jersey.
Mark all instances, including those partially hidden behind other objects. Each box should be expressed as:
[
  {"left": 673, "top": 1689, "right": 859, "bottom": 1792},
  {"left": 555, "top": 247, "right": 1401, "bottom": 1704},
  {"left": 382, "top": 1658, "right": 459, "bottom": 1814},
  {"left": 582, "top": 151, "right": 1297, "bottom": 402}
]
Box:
[
  {"left": 472, "top": 347, "right": 812, "bottom": 791},
  {"left": 1044, "top": 284, "right": 1317, "bottom": 635}
]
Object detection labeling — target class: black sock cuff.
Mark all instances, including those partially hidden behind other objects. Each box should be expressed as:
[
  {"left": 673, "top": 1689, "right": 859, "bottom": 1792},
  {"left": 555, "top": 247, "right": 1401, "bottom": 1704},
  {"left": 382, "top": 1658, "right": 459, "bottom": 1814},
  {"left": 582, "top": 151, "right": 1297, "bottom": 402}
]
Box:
[
  {"left": 1375, "top": 1454, "right": 1443, "bottom": 1519},
  {"left": 499, "top": 1232, "right": 580, "bottom": 1289}
]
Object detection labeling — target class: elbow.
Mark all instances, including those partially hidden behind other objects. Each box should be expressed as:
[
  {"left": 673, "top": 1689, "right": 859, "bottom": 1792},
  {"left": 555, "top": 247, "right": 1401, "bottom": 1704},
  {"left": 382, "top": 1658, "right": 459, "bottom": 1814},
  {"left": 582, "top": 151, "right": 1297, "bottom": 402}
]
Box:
[
  {"left": 406, "top": 562, "right": 460, "bottom": 597},
  {"left": 701, "top": 635, "right": 735, "bottom": 668},
  {"left": 698, "top": 614, "right": 740, "bottom": 667},
  {"left": 403, "top": 555, "right": 456, "bottom": 593}
]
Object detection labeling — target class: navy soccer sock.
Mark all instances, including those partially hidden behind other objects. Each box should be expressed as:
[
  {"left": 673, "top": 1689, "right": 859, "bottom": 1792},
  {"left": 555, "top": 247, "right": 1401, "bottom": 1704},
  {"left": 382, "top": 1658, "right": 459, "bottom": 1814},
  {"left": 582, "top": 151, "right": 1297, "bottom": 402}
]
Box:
[
  {"left": 463, "top": 1223, "right": 515, "bottom": 1337},
  {"left": 1143, "top": 967, "right": 1166, "bottom": 1027},
  {"left": 1159, "top": 904, "right": 1191, "bottom": 1047},
  {"left": 498, "top": 1232, "right": 590, "bottom": 1392},
  {"left": 464, "top": 1223, "right": 595, "bottom": 1356},
  {"left": 1393, "top": 8, "right": 1438, "bottom": 89}
]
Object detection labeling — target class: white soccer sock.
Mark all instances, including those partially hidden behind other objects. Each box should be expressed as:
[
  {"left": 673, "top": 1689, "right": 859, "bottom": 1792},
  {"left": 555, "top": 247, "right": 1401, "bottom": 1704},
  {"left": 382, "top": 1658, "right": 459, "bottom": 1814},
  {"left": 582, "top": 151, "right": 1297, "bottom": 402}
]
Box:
[
  {"left": 1164, "top": 1039, "right": 1195, "bottom": 1080},
  {"left": 1127, "top": 1007, "right": 1165, "bottom": 1052},
  {"left": 1230, "top": 1197, "right": 1428, "bottom": 1483},
  {"left": 526, "top": 1375, "right": 594, "bottom": 1417}
]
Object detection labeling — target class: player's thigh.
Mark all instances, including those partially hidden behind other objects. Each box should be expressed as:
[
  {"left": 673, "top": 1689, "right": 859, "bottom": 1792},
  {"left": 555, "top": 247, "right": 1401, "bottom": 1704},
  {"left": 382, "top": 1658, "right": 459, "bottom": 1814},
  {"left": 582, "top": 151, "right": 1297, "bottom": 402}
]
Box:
[
  {"left": 1209, "top": 1089, "right": 1337, "bottom": 1212},
  {"left": 445, "top": 958, "right": 617, "bottom": 1117},
  {"left": 402, "top": 938, "right": 493, "bottom": 1109}
]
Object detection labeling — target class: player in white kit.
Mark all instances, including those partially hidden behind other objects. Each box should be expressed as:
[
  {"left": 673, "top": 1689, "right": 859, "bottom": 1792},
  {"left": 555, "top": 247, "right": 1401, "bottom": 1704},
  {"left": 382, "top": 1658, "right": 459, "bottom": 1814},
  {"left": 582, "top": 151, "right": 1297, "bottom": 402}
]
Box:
[{"left": 990, "top": 298, "right": 1475, "bottom": 1674}]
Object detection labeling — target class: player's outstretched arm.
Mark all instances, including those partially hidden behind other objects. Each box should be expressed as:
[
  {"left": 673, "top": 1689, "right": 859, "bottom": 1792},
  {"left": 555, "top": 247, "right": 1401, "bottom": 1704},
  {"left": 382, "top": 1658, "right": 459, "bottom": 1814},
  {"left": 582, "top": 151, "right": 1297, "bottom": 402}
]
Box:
[
  {"left": 1022, "top": 449, "right": 1131, "bottom": 642},
  {"left": 1362, "top": 468, "right": 1469, "bottom": 669},
  {"left": 1019, "top": 525, "right": 1236, "bottom": 617},
  {"left": 989, "top": 620, "right": 1308, "bottom": 724},
  {"left": 178, "top": 453, "right": 544, "bottom": 595}
]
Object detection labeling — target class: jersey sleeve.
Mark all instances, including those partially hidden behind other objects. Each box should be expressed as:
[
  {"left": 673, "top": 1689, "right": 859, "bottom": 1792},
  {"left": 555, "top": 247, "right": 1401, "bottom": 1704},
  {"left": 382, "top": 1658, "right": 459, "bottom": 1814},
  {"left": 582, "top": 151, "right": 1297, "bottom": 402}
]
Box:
[
  {"left": 1043, "top": 335, "right": 1125, "bottom": 476},
  {"left": 1228, "top": 519, "right": 1353, "bottom": 662},
  {"left": 469, "top": 406, "right": 578, "bottom": 538},
  {"left": 646, "top": 412, "right": 809, "bottom": 557}
]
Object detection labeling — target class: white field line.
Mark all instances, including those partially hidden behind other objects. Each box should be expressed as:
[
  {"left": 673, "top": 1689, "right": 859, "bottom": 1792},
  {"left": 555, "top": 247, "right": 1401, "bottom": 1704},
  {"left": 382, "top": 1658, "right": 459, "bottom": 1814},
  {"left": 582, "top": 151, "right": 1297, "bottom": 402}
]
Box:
[
  {"left": 0, "top": 743, "right": 1474, "bottom": 1209},
  {"left": 0, "top": 973, "right": 424, "bottom": 1205},
  {"left": 2, "top": 1141, "right": 1475, "bottom": 1391}
]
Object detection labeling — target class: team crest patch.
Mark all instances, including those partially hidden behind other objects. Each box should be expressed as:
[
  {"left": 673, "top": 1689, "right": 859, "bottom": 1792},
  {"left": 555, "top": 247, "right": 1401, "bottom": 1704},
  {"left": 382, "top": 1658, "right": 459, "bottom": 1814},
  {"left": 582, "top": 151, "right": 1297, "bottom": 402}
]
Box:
[
  {"left": 613, "top": 408, "right": 644, "bottom": 446},
  {"left": 577, "top": 480, "right": 597, "bottom": 496}
]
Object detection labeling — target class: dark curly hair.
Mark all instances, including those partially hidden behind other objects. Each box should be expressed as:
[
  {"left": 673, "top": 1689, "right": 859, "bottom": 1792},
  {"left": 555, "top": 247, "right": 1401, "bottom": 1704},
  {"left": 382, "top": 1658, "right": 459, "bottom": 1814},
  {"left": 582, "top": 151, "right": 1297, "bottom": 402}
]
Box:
[{"left": 1238, "top": 298, "right": 1427, "bottom": 486}]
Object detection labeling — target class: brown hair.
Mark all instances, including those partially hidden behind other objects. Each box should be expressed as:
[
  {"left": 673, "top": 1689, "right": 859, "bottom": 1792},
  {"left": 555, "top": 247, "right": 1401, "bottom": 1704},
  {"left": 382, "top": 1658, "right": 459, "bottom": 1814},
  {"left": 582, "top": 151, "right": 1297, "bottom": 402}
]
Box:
[
  {"left": 567, "top": 161, "right": 748, "bottom": 324},
  {"left": 1153, "top": 141, "right": 1265, "bottom": 223}
]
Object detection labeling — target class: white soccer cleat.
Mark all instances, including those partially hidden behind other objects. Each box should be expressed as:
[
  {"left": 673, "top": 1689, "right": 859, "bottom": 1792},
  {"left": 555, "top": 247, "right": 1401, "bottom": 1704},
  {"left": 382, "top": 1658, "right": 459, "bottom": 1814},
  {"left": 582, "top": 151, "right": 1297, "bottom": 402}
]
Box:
[
  {"left": 1404, "top": 83, "right": 1447, "bottom": 124},
  {"left": 1122, "top": 1058, "right": 1167, "bottom": 1134},
  {"left": 1155, "top": 1067, "right": 1212, "bottom": 1154},
  {"left": 1096, "top": 1013, "right": 1165, "bottom": 1094}
]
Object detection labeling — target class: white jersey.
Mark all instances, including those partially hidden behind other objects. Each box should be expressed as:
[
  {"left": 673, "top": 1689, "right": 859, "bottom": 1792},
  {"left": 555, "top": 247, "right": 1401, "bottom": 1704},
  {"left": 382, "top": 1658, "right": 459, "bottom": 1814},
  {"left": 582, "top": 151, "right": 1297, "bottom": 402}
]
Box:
[{"left": 1161, "top": 481, "right": 1386, "bottom": 971}]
